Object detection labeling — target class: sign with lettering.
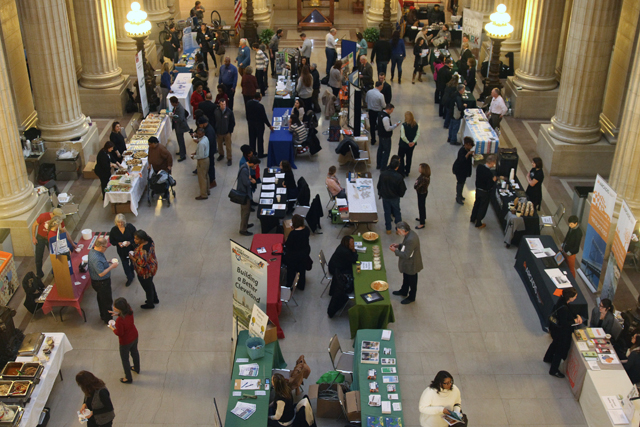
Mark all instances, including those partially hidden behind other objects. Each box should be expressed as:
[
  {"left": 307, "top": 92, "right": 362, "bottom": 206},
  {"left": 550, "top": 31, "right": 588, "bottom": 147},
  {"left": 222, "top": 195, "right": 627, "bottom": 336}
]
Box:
[
  {"left": 462, "top": 8, "right": 483, "bottom": 53},
  {"left": 230, "top": 240, "right": 268, "bottom": 333},
  {"left": 601, "top": 200, "right": 636, "bottom": 301}
]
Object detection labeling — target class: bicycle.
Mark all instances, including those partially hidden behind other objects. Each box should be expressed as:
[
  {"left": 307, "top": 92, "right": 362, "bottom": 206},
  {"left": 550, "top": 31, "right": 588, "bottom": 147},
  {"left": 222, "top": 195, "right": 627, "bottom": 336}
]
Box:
[
  {"left": 157, "top": 18, "right": 183, "bottom": 46},
  {"left": 209, "top": 10, "right": 231, "bottom": 46}
]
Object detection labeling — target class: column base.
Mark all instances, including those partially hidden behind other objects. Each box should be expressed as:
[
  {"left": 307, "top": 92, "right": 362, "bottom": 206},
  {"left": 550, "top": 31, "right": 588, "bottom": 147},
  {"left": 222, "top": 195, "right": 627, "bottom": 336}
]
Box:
[
  {"left": 79, "top": 77, "right": 131, "bottom": 118},
  {"left": 117, "top": 41, "right": 158, "bottom": 77},
  {"left": 505, "top": 77, "right": 559, "bottom": 119},
  {"left": 599, "top": 112, "right": 619, "bottom": 144},
  {"left": 536, "top": 124, "right": 616, "bottom": 177},
  {"left": 0, "top": 194, "right": 48, "bottom": 256},
  {"left": 254, "top": 9, "right": 273, "bottom": 27}
]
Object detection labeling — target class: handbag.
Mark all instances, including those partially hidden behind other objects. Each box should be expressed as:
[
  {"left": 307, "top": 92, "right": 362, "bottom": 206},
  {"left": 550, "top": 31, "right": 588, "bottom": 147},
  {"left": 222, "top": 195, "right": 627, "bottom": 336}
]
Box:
[
  {"left": 548, "top": 305, "right": 564, "bottom": 326},
  {"left": 228, "top": 166, "right": 249, "bottom": 204}
]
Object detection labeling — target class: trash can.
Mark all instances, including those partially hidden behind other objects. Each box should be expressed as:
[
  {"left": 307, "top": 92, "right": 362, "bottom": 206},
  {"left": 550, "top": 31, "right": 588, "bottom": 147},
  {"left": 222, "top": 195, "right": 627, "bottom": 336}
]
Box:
[
  {"left": 572, "top": 186, "right": 594, "bottom": 224},
  {"left": 246, "top": 337, "right": 265, "bottom": 360}
]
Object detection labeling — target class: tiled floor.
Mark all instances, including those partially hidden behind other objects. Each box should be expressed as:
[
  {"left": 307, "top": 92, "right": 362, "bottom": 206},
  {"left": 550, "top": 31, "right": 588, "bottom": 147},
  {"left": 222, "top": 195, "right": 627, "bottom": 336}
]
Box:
[{"left": 8, "top": 39, "right": 602, "bottom": 427}]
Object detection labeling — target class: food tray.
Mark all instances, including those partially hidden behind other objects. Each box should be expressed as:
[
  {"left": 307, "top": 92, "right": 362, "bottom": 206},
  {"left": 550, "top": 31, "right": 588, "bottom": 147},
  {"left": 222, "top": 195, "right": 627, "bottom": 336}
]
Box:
[
  {"left": 0, "top": 405, "right": 24, "bottom": 427},
  {"left": 0, "top": 365, "right": 21, "bottom": 380},
  {"left": 1, "top": 363, "right": 43, "bottom": 382},
  {"left": 371, "top": 280, "right": 388, "bottom": 291},
  {"left": 363, "top": 232, "right": 379, "bottom": 242},
  {"left": 0, "top": 381, "right": 12, "bottom": 397},
  {"left": 9, "top": 382, "right": 31, "bottom": 397}
]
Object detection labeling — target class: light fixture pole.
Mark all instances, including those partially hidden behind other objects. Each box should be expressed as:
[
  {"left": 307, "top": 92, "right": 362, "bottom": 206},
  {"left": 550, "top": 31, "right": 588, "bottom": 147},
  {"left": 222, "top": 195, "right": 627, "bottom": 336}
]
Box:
[
  {"left": 125, "top": 2, "right": 159, "bottom": 110},
  {"left": 244, "top": 0, "right": 258, "bottom": 45},
  {"left": 481, "top": 4, "right": 513, "bottom": 100},
  {"left": 379, "top": 0, "right": 394, "bottom": 40}
]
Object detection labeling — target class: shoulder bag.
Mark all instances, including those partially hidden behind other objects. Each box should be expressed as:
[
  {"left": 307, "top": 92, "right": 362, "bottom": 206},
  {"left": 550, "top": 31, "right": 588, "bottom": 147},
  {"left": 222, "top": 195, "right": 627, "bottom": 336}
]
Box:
[{"left": 228, "top": 166, "right": 249, "bottom": 204}]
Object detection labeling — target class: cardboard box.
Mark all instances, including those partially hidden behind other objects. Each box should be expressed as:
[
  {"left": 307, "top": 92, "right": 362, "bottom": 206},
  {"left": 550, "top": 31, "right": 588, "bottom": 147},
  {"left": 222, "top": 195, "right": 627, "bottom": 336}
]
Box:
[
  {"left": 83, "top": 161, "right": 98, "bottom": 179},
  {"left": 339, "top": 388, "right": 361, "bottom": 422},
  {"left": 308, "top": 383, "right": 344, "bottom": 419},
  {"left": 283, "top": 220, "right": 293, "bottom": 241},
  {"left": 264, "top": 320, "right": 278, "bottom": 345},
  {"left": 110, "top": 203, "right": 132, "bottom": 214}
]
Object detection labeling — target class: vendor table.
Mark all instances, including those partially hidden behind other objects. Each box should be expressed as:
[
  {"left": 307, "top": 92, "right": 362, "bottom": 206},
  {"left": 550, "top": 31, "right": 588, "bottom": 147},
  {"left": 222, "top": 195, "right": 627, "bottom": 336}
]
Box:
[
  {"left": 272, "top": 74, "right": 296, "bottom": 109},
  {"left": 16, "top": 333, "right": 73, "bottom": 427},
  {"left": 352, "top": 329, "right": 404, "bottom": 424},
  {"left": 42, "top": 232, "right": 109, "bottom": 321},
  {"left": 565, "top": 334, "right": 624, "bottom": 399},
  {"left": 490, "top": 176, "right": 539, "bottom": 246},
  {"left": 346, "top": 173, "right": 378, "bottom": 227},
  {"left": 460, "top": 108, "right": 499, "bottom": 152},
  {"left": 349, "top": 236, "right": 395, "bottom": 338},
  {"left": 579, "top": 370, "right": 639, "bottom": 427},
  {"left": 514, "top": 235, "right": 589, "bottom": 331},
  {"left": 268, "top": 108, "right": 297, "bottom": 169},
  {"left": 225, "top": 330, "right": 286, "bottom": 427},
  {"left": 405, "top": 26, "right": 463, "bottom": 48},
  {"left": 171, "top": 73, "right": 194, "bottom": 115},
  {"left": 257, "top": 169, "right": 289, "bottom": 234},
  {"left": 250, "top": 233, "right": 285, "bottom": 339},
  {"left": 175, "top": 47, "right": 199, "bottom": 73}
]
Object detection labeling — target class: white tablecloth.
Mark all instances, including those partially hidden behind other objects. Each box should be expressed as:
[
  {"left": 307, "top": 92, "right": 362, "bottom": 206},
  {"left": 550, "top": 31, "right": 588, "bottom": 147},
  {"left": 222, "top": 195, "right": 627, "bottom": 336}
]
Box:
[
  {"left": 461, "top": 108, "right": 499, "bottom": 154},
  {"left": 579, "top": 369, "right": 640, "bottom": 427},
  {"left": 346, "top": 178, "right": 377, "bottom": 214},
  {"left": 157, "top": 114, "right": 172, "bottom": 146},
  {"left": 102, "top": 159, "right": 149, "bottom": 216},
  {"left": 171, "top": 73, "right": 194, "bottom": 116},
  {"left": 16, "top": 333, "right": 73, "bottom": 427}
]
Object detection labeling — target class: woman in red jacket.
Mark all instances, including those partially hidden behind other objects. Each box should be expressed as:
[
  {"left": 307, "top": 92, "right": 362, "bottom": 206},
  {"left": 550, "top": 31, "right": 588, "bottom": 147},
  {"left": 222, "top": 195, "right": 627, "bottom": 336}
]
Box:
[{"left": 108, "top": 297, "right": 140, "bottom": 384}]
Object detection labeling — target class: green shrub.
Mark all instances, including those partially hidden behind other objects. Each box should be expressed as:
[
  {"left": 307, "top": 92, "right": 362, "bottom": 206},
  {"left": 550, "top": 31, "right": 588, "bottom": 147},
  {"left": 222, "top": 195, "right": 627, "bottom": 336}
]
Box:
[
  {"left": 259, "top": 28, "right": 275, "bottom": 45},
  {"left": 363, "top": 27, "right": 379, "bottom": 43}
]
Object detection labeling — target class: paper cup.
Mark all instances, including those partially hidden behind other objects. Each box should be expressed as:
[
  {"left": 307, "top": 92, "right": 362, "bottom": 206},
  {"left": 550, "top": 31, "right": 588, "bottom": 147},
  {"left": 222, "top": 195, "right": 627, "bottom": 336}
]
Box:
[
  {"left": 108, "top": 320, "right": 116, "bottom": 327},
  {"left": 111, "top": 258, "right": 119, "bottom": 264},
  {"left": 82, "top": 229, "right": 92, "bottom": 240}
]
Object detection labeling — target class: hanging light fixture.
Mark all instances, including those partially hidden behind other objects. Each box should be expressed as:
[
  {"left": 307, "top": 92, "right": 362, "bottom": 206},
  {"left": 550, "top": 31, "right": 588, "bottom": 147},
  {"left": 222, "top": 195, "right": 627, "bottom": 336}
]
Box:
[
  {"left": 485, "top": 4, "right": 514, "bottom": 39},
  {"left": 125, "top": 2, "right": 152, "bottom": 38}
]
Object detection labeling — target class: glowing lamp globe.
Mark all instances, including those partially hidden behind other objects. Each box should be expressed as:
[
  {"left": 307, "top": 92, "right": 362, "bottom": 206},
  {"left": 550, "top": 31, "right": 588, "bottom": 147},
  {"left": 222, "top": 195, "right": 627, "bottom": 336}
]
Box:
[
  {"left": 125, "top": 2, "right": 151, "bottom": 38},
  {"left": 484, "top": 3, "right": 514, "bottom": 39}
]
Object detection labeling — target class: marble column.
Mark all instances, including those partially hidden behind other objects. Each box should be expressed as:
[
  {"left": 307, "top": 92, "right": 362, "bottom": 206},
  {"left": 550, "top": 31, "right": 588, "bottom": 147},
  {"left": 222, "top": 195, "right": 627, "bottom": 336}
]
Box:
[
  {"left": 555, "top": 0, "right": 573, "bottom": 78},
  {"left": 167, "top": 0, "right": 177, "bottom": 17},
  {"left": 548, "top": 0, "right": 622, "bottom": 145},
  {"left": 113, "top": 0, "right": 158, "bottom": 76},
  {"left": 469, "top": 0, "right": 493, "bottom": 25},
  {"left": 0, "top": 0, "right": 36, "bottom": 130},
  {"left": 365, "top": 0, "right": 398, "bottom": 29},
  {"left": 599, "top": 0, "right": 640, "bottom": 143},
  {"left": 499, "top": 0, "right": 526, "bottom": 53},
  {"left": 609, "top": 35, "right": 640, "bottom": 217},
  {"left": 65, "top": 0, "right": 83, "bottom": 79},
  {"left": 253, "top": 0, "right": 273, "bottom": 28},
  {"left": 145, "top": 0, "right": 172, "bottom": 46}
]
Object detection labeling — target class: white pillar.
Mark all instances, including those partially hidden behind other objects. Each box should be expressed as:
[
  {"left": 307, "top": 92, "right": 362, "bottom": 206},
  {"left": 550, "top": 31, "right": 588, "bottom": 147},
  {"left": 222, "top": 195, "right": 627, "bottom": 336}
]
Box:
[
  {"left": 253, "top": 0, "right": 272, "bottom": 27},
  {"left": 469, "top": 0, "right": 493, "bottom": 25},
  {"left": 555, "top": 0, "right": 573, "bottom": 78},
  {"left": 113, "top": 0, "right": 158, "bottom": 79},
  {"left": 365, "top": 0, "right": 398, "bottom": 28},
  {"left": 499, "top": 0, "right": 526, "bottom": 53},
  {"left": 65, "top": 0, "right": 83, "bottom": 79},
  {"left": 145, "top": 0, "right": 172, "bottom": 46}
]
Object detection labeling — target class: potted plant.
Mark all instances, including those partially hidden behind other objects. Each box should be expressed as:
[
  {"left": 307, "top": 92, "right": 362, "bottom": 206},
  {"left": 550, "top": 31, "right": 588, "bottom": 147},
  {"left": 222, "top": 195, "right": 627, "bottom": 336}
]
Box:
[
  {"left": 259, "top": 28, "right": 275, "bottom": 46},
  {"left": 363, "top": 27, "right": 379, "bottom": 48}
]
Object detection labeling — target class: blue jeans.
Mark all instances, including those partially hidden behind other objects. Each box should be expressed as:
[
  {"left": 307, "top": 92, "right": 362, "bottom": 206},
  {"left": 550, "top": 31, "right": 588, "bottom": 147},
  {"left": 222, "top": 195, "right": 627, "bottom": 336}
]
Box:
[
  {"left": 448, "top": 118, "right": 461, "bottom": 143},
  {"left": 376, "top": 61, "right": 389, "bottom": 77},
  {"left": 443, "top": 107, "right": 453, "bottom": 128},
  {"left": 382, "top": 198, "right": 402, "bottom": 231},
  {"left": 325, "top": 48, "right": 337, "bottom": 75},
  {"left": 377, "top": 137, "right": 392, "bottom": 170},
  {"left": 391, "top": 55, "right": 404, "bottom": 80}
]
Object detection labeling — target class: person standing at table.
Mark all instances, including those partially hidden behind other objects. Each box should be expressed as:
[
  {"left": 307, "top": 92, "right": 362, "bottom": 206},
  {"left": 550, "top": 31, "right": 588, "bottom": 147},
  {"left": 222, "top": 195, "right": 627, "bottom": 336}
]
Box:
[
  {"left": 268, "top": 373, "right": 295, "bottom": 427},
  {"left": 236, "top": 38, "right": 251, "bottom": 76},
  {"left": 192, "top": 127, "right": 210, "bottom": 200},
  {"left": 76, "top": 371, "right": 115, "bottom": 427},
  {"left": 253, "top": 43, "right": 269, "bottom": 96},
  {"left": 198, "top": 92, "right": 217, "bottom": 124},
  {"left": 377, "top": 103, "right": 401, "bottom": 170},
  {"left": 147, "top": 137, "right": 172, "bottom": 177},
  {"left": 544, "top": 287, "right": 582, "bottom": 378},
  {"left": 246, "top": 93, "right": 273, "bottom": 158},
  {"left": 325, "top": 28, "right": 338, "bottom": 76},
  {"left": 214, "top": 99, "right": 236, "bottom": 166},
  {"left": 219, "top": 57, "right": 238, "bottom": 110},
  {"left": 237, "top": 156, "right": 260, "bottom": 236},
  {"left": 378, "top": 159, "right": 407, "bottom": 234},
  {"left": 487, "top": 87, "right": 507, "bottom": 130},
  {"left": 269, "top": 29, "right": 283, "bottom": 78},
  {"left": 329, "top": 60, "right": 343, "bottom": 97},
  {"left": 297, "top": 65, "right": 314, "bottom": 113},
  {"left": 162, "top": 32, "right": 175, "bottom": 66},
  {"left": 196, "top": 22, "right": 213, "bottom": 71},
  {"left": 108, "top": 214, "right": 137, "bottom": 287},
  {"left": 130, "top": 230, "right": 159, "bottom": 309},
  {"left": 561, "top": 215, "right": 583, "bottom": 278},
  {"left": 310, "top": 63, "right": 322, "bottom": 113},
  {"left": 436, "top": 58, "right": 453, "bottom": 116},
  {"left": 464, "top": 57, "right": 477, "bottom": 93},
  {"left": 448, "top": 84, "right": 466, "bottom": 144},
  {"left": 241, "top": 66, "right": 259, "bottom": 106},
  {"left": 441, "top": 75, "right": 459, "bottom": 129},
  {"left": 108, "top": 297, "right": 140, "bottom": 384},
  {"left": 357, "top": 55, "right": 374, "bottom": 91},
  {"left": 169, "top": 96, "right": 189, "bottom": 162},
  {"left": 95, "top": 141, "right": 119, "bottom": 198},
  {"left": 31, "top": 207, "right": 65, "bottom": 279},
  {"left": 452, "top": 137, "right": 474, "bottom": 204},
  {"left": 109, "top": 122, "right": 127, "bottom": 162},
  {"left": 190, "top": 83, "right": 207, "bottom": 113},
  {"left": 366, "top": 81, "right": 385, "bottom": 146},
  {"left": 470, "top": 154, "right": 496, "bottom": 229},
  {"left": 414, "top": 163, "right": 431, "bottom": 229},
  {"left": 299, "top": 33, "right": 312, "bottom": 64},
  {"left": 457, "top": 42, "right": 474, "bottom": 78},
  {"left": 88, "top": 237, "right": 117, "bottom": 324},
  {"left": 284, "top": 214, "right": 311, "bottom": 290},
  {"left": 391, "top": 221, "right": 423, "bottom": 304},
  {"left": 525, "top": 157, "right": 544, "bottom": 211}
]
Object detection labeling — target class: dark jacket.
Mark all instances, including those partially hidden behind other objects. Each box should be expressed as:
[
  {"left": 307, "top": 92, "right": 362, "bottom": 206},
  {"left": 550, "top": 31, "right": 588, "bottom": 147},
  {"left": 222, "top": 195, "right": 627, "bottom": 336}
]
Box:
[
  {"left": 436, "top": 65, "right": 452, "bottom": 90},
  {"left": 162, "top": 40, "right": 175, "bottom": 59},
  {"left": 475, "top": 164, "right": 494, "bottom": 192},
  {"left": 237, "top": 163, "right": 252, "bottom": 198},
  {"left": 466, "top": 66, "right": 477, "bottom": 92},
  {"left": 395, "top": 229, "right": 423, "bottom": 275},
  {"left": 311, "top": 67, "right": 321, "bottom": 90},
  {"left": 452, "top": 92, "right": 465, "bottom": 120},
  {"left": 358, "top": 62, "right": 374, "bottom": 88},
  {"left": 203, "top": 123, "right": 217, "bottom": 155},
  {"left": 427, "top": 8, "right": 445, "bottom": 24},
  {"left": 328, "top": 244, "right": 358, "bottom": 277},
  {"left": 441, "top": 86, "right": 457, "bottom": 109},
  {"left": 452, "top": 147, "right": 472, "bottom": 178},
  {"left": 171, "top": 102, "right": 190, "bottom": 133},
  {"left": 589, "top": 308, "right": 616, "bottom": 335},
  {"left": 109, "top": 131, "right": 127, "bottom": 157},
  {"left": 549, "top": 299, "right": 577, "bottom": 359},
  {"left": 198, "top": 100, "right": 217, "bottom": 124},
  {"left": 625, "top": 350, "right": 640, "bottom": 384},
  {"left": 109, "top": 223, "right": 137, "bottom": 259},
  {"left": 213, "top": 107, "right": 235, "bottom": 135},
  {"left": 371, "top": 40, "right": 392, "bottom": 63},
  {"left": 562, "top": 226, "right": 583, "bottom": 256},
  {"left": 246, "top": 99, "right": 271, "bottom": 127},
  {"left": 94, "top": 150, "right": 112, "bottom": 180},
  {"left": 284, "top": 227, "right": 311, "bottom": 267},
  {"left": 196, "top": 28, "right": 213, "bottom": 52},
  {"left": 377, "top": 169, "right": 407, "bottom": 199},
  {"left": 85, "top": 388, "right": 115, "bottom": 427},
  {"left": 380, "top": 82, "right": 392, "bottom": 105}
]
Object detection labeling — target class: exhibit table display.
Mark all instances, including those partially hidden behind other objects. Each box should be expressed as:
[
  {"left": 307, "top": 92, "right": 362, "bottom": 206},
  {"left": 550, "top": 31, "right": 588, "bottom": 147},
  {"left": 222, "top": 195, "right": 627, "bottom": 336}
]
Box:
[
  {"left": 225, "top": 330, "right": 286, "bottom": 427},
  {"left": 268, "top": 108, "right": 296, "bottom": 169},
  {"left": 514, "top": 235, "right": 589, "bottom": 331},
  {"left": 257, "top": 169, "right": 289, "bottom": 233},
  {"left": 490, "top": 175, "right": 539, "bottom": 246},
  {"left": 579, "top": 370, "right": 639, "bottom": 427},
  {"left": 171, "top": 73, "right": 194, "bottom": 115},
  {"left": 349, "top": 236, "right": 395, "bottom": 338},
  {"left": 460, "top": 108, "right": 499, "bottom": 153},
  {"left": 345, "top": 173, "right": 378, "bottom": 226},
  {"left": 273, "top": 73, "right": 297, "bottom": 109},
  {"left": 250, "top": 234, "right": 285, "bottom": 339}
]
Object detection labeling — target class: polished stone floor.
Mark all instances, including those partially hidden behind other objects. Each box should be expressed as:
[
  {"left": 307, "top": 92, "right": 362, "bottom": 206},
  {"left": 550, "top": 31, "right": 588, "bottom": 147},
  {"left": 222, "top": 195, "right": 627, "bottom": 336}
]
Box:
[{"left": 10, "top": 41, "right": 600, "bottom": 427}]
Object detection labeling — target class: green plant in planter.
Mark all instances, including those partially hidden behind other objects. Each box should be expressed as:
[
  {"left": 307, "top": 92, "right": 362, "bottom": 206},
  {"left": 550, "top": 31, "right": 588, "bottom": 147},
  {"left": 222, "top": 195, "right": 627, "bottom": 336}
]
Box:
[
  {"left": 259, "top": 28, "right": 275, "bottom": 46},
  {"left": 363, "top": 27, "right": 379, "bottom": 44}
]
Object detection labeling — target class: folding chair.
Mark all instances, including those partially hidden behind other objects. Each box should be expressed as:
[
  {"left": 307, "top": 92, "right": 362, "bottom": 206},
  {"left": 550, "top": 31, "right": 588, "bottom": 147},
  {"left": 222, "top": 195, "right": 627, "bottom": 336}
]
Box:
[
  {"left": 328, "top": 334, "right": 354, "bottom": 376},
  {"left": 540, "top": 203, "right": 565, "bottom": 232},
  {"left": 326, "top": 186, "right": 337, "bottom": 210},
  {"left": 349, "top": 144, "right": 369, "bottom": 172},
  {"left": 280, "top": 273, "right": 299, "bottom": 322},
  {"left": 319, "top": 250, "right": 333, "bottom": 297},
  {"left": 51, "top": 190, "right": 80, "bottom": 229}
]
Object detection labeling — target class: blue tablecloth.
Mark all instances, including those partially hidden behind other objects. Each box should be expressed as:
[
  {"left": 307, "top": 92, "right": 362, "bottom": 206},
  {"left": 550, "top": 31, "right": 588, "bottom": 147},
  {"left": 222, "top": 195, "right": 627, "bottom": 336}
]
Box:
[
  {"left": 268, "top": 108, "right": 297, "bottom": 169},
  {"left": 175, "top": 46, "right": 199, "bottom": 74}
]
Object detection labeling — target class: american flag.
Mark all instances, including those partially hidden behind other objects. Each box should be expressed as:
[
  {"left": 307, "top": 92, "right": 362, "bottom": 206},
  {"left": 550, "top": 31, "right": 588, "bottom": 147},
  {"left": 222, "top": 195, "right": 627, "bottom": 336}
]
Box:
[{"left": 234, "top": 0, "right": 242, "bottom": 29}]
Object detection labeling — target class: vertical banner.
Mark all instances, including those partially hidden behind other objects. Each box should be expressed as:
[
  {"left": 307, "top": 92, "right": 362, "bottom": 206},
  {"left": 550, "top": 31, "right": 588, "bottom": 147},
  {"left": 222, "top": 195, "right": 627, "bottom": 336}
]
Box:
[
  {"left": 135, "top": 51, "right": 149, "bottom": 117},
  {"left": 462, "top": 8, "right": 483, "bottom": 56},
  {"left": 230, "top": 240, "right": 268, "bottom": 336},
  {"left": 578, "top": 175, "right": 617, "bottom": 292},
  {"left": 182, "top": 27, "right": 196, "bottom": 52},
  {"left": 601, "top": 201, "right": 636, "bottom": 301}
]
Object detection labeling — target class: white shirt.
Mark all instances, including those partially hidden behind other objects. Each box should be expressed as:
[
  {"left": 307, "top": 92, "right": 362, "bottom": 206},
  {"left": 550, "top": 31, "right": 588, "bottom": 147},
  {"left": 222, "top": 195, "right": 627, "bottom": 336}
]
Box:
[
  {"left": 489, "top": 95, "right": 508, "bottom": 116},
  {"left": 325, "top": 33, "right": 336, "bottom": 49},
  {"left": 419, "top": 385, "right": 462, "bottom": 427}
]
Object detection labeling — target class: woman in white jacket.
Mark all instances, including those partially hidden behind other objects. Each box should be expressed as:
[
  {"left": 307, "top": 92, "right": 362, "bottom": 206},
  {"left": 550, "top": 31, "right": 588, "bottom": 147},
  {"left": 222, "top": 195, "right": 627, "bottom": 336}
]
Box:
[{"left": 418, "top": 371, "right": 462, "bottom": 427}]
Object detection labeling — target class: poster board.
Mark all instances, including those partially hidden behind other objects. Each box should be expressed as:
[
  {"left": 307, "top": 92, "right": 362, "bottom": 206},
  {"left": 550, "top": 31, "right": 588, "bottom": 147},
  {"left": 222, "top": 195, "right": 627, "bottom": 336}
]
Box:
[
  {"left": 135, "top": 51, "right": 149, "bottom": 117},
  {"left": 462, "top": 8, "right": 483, "bottom": 57},
  {"left": 348, "top": 70, "right": 361, "bottom": 136},
  {"left": 601, "top": 200, "right": 636, "bottom": 301},
  {"left": 578, "top": 175, "right": 617, "bottom": 292},
  {"left": 341, "top": 39, "right": 357, "bottom": 68},
  {"left": 230, "top": 240, "right": 268, "bottom": 337},
  {"left": 50, "top": 254, "right": 74, "bottom": 299}
]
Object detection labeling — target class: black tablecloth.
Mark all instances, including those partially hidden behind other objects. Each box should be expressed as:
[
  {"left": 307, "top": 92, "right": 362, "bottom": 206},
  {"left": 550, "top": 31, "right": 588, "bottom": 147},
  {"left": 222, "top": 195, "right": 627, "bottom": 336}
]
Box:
[
  {"left": 257, "top": 169, "right": 288, "bottom": 233},
  {"left": 490, "top": 177, "right": 539, "bottom": 246},
  {"left": 514, "top": 235, "right": 589, "bottom": 331}
]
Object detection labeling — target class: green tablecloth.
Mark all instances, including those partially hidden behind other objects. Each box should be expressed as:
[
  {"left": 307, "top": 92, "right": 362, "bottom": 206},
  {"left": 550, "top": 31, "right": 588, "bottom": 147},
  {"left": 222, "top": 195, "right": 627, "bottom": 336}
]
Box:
[
  {"left": 353, "top": 329, "right": 404, "bottom": 424},
  {"left": 225, "top": 331, "right": 287, "bottom": 427},
  {"left": 348, "top": 236, "right": 395, "bottom": 338}
]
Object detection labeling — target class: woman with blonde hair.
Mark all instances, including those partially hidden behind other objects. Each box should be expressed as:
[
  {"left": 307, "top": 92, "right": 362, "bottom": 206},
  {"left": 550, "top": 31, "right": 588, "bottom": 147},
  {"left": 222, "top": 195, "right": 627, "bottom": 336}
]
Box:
[
  {"left": 46, "top": 216, "right": 78, "bottom": 256},
  {"left": 397, "top": 111, "right": 420, "bottom": 176},
  {"left": 414, "top": 163, "right": 431, "bottom": 229},
  {"left": 108, "top": 214, "right": 137, "bottom": 286}
]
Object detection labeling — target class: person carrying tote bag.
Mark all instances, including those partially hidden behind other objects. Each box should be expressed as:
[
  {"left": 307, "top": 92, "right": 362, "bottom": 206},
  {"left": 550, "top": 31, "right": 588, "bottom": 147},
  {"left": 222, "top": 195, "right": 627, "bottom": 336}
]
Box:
[{"left": 232, "top": 156, "right": 260, "bottom": 236}]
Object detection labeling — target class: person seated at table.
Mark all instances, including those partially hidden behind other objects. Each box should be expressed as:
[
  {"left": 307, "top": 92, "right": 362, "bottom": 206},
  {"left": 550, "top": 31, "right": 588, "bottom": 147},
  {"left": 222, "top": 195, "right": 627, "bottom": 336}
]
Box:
[
  {"left": 427, "top": 4, "right": 445, "bottom": 25},
  {"left": 405, "top": 6, "right": 419, "bottom": 27},
  {"left": 624, "top": 334, "right": 640, "bottom": 384},
  {"left": 432, "top": 24, "right": 451, "bottom": 48},
  {"left": 327, "top": 236, "right": 358, "bottom": 317},
  {"left": 289, "top": 115, "right": 309, "bottom": 152},
  {"left": 326, "top": 165, "right": 346, "bottom": 199},
  {"left": 268, "top": 373, "right": 295, "bottom": 427},
  {"left": 280, "top": 160, "right": 298, "bottom": 200},
  {"left": 419, "top": 370, "right": 462, "bottom": 427},
  {"left": 544, "top": 287, "right": 582, "bottom": 378},
  {"left": 292, "top": 98, "right": 305, "bottom": 122},
  {"left": 589, "top": 298, "right": 616, "bottom": 335},
  {"left": 284, "top": 214, "right": 310, "bottom": 290},
  {"left": 191, "top": 52, "right": 204, "bottom": 77}
]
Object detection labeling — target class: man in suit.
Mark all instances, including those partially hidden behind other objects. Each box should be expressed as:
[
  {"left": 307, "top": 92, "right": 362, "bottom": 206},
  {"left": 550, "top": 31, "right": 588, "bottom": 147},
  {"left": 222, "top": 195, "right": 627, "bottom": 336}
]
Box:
[
  {"left": 391, "top": 222, "right": 423, "bottom": 304},
  {"left": 452, "top": 137, "right": 474, "bottom": 204},
  {"left": 198, "top": 92, "right": 217, "bottom": 124},
  {"left": 470, "top": 154, "right": 497, "bottom": 229},
  {"left": 245, "top": 93, "right": 273, "bottom": 158},
  {"left": 436, "top": 58, "right": 452, "bottom": 116},
  {"left": 457, "top": 42, "right": 474, "bottom": 77},
  {"left": 357, "top": 55, "right": 374, "bottom": 91},
  {"left": 378, "top": 72, "right": 392, "bottom": 105},
  {"left": 170, "top": 96, "right": 190, "bottom": 162}
]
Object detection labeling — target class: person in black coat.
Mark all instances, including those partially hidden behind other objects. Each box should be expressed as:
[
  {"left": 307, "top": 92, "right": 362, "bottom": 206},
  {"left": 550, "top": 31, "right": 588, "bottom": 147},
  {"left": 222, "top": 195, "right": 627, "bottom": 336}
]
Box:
[
  {"left": 109, "top": 122, "right": 127, "bottom": 163},
  {"left": 470, "top": 154, "right": 496, "bottom": 229},
  {"left": 561, "top": 215, "right": 583, "bottom": 277},
  {"left": 198, "top": 92, "right": 217, "bottom": 125},
  {"left": 436, "top": 59, "right": 453, "bottom": 117},
  {"left": 544, "top": 288, "right": 583, "bottom": 378},
  {"left": 246, "top": 93, "right": 273, "bottom": 158},
  {"left": 526, "top": 157, "right": 544, "bottom": 211},
  {"left": 196, "top": 23, "right": 213, "bottom": 70},
  {"left": 624, "top": 335, "right": 640, "bottom": 384},
  {"left": 95, "top": 141, "right": 118, "bottom": 199},
  {"left": 452, "top": 137, "right": 474, "bottom": 204},
  {"left": 465, "top": 57, "right": 477, "bottom": 93},
  {"left": 109, "top": 214, "right": 137, "bottom": 286},
  {"left": 327, "top": 235, "right": 359, "bottom": 317},
  {"left": 377, "top": 159, "right": 407, "bottom": 233},
  {"left": 284, "top": 215, "right": 311, "bottom": 290},
  {"left": 371, "top": 38, "right": 392, "bottom": 77},
  {"left": 280, "top": 160, "right": 298, "bottom": 200},
  {"left": 378, "top": 72, "right": 392, "bottom": 105}
]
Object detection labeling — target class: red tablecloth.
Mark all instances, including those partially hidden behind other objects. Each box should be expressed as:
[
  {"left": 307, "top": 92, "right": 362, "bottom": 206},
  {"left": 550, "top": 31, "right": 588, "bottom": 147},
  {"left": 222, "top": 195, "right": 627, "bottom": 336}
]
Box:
[
  {"left": 250, "top": 234, "right": 285, "bottom": 339},
  {"left": 42, "top": 232, "right": 109, "bottom": 321}
]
